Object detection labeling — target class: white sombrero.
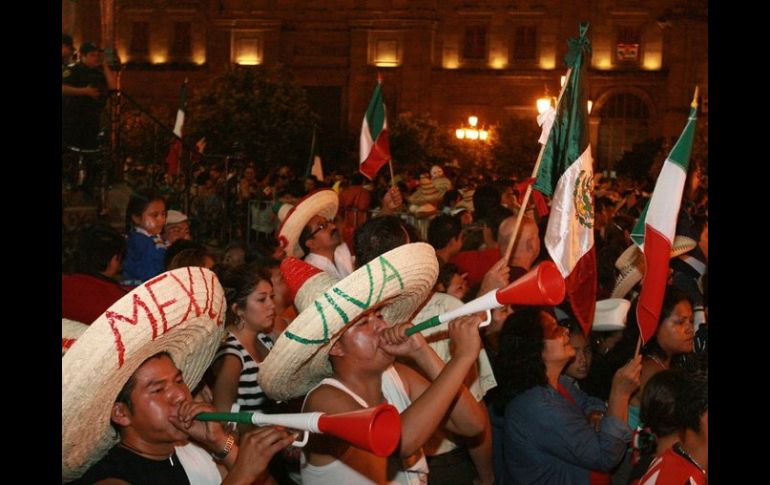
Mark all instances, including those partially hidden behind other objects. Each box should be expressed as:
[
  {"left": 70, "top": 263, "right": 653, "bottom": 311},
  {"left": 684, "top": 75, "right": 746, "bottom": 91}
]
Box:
[
  {"left": 62, "top": 267, "right": 227, "bottom": 482},
  {"left": 258, "top": 242, "right": 439, "bottom": 401},
  {"left": 62, "top": 318, "right": 89, "bottom": 356},
  {"left": 592, "top": 298, "right": 631, "bottom": 332},
  {"left": 277, "top": 189, "right": 339, "bottom": 258},
  {"left": 611, "top": 236, "right": 697, "bottom": 298}
]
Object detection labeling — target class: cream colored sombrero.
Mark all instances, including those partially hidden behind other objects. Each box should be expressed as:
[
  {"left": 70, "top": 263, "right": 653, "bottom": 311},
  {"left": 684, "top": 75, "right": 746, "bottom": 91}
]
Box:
[
  {"left": 62, "top": 267, "right": 227, "bottom": 482},
  {"left": 592, "top": 299, "right": 631, "bottom": 332},
  {"left": 62, "top": 318, "right": 88, "bottom": 356},
  {"left": 611, "top": 235, "right": 697, "bottom": 298},
  {"left": 277, "top": 189, "right": 339, "bottom": 258},
  {"left": 258, "top": 242, "right": 439, "bottom": 401}
]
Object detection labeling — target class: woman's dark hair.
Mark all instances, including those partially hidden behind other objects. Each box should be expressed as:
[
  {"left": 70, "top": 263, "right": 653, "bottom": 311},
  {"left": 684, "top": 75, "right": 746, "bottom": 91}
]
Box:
[
  {"left": 640, "top": 286, "right": 693, "bottom": 361},
  {"left": 492, "top": 307, "right": 550, "bottom": 415},
  {"left": 219, "top": 264, "right": 273, "bottom": 326},
  {"left": 640, "top": 369, "right": 684, "bottom": 437},
  {"left": 125, "top": 189, "right": 165, "bottom": 232}
]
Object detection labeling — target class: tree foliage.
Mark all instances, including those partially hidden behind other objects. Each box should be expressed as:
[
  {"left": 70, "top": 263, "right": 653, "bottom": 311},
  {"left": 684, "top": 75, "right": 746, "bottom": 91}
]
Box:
[
  {"left": 490, "top": 115, "right": 541, "bottom": 177},
  {"left": 389, "top": 111, "right": 457, "bottom": 172},
  {"left": 186, "top": 65, "right": 317, "bottom": 173},
  {"left": 614, "top": 137, "right": 665, "bottom": 181}
]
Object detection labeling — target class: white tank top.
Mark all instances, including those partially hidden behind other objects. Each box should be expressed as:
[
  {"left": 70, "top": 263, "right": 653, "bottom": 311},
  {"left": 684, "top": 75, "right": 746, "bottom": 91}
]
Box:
[{"left": 300, "top": 365, "right": 429, "bottom": 484}]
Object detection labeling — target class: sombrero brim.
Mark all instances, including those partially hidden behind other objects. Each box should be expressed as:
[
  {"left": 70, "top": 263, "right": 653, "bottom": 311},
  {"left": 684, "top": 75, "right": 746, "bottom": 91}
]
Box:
[
  {"left": 62, "top": 267, "right": 227, "bottom": 482},
  {"left": 62, "top": 318, "right": 89, "bottom": 356},
  {"left": 258, "top": 243, "right": 439, "bottom": 401},
  {"left": 278, "top": 190, "right": 339, "bottom": 258},
  {"left": 611, "top": 236, "right": 698, "bottom": 298}
]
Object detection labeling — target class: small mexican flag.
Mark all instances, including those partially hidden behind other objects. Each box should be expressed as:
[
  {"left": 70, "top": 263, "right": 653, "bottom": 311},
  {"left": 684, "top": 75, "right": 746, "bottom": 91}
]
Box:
[
  {"left": 165, "top": 79, "right": 187, "bottom": 177},
  {"left": 632, "top": 88, "right": 699, "bottom": 343},
  {"left": 359, "top": 76, "right": 391, "bottom": 180}
]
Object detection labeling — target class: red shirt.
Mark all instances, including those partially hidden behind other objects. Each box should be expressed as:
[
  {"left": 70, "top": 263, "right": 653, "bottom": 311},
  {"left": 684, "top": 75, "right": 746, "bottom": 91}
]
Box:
[
  {"left": 62, "top": 273, "right": 127, "bottom": 324},
  {"left": 450, "top": 248, "right": 501, "bottom": 287},
  {"left": 637, "top": 444, "right": 707, "bottom": 485}
]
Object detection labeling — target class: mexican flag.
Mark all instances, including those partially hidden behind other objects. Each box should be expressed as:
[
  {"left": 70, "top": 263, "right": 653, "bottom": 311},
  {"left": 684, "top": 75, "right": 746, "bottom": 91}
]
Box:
[
  {"left": 305, "top": 126, "right": 324, "bottom": 182},
  {"left": 533, "top": 23, "right": 596, "bottom": 337},
  {"left": 359, "top": 77, "right": 391, "bottom": 180},
  {"left": 165, "top": 79, "right": 187, "bottom": 177},
  {"left": 631, "top": 88, "right": 699, "bottom": 343}
]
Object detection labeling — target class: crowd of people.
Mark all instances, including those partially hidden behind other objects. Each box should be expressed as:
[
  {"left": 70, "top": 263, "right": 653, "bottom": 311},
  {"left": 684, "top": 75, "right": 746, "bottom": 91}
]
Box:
[
  {"left": 62, "top": 148, "right": 708, "bottom": 484},
  {"left": 63, "top": 26, "right": 707, "bottom": 485}
]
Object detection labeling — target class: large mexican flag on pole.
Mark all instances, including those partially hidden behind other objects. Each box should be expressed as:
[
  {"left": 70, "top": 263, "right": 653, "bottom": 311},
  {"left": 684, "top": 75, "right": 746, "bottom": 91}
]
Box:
[
  {"left": 533, "top": 23, "right": 596, "bottom": 336},
  {"left": 631, "top": 88, "right": 699, "bottom": 343},
  {"left": 359, "top": 76, "right": 391, "bottom": 180}
]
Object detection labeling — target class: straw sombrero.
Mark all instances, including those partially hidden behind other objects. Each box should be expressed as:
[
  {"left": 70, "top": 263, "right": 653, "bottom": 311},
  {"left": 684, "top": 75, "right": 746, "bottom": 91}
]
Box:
[
  {"left": 62, "top": 318, "right": 89, "bottom": 356},
  {"left": 611, "top": 235, "right": 697, "bottom": 298},
  {"left": 258, "top": 242, "right": 439, "bottom": 401},
  {"left": 277, "top": 189, "right": 339, "bottom": 258},
  {"left": 62, "top": 267, "right": 227, "bottom": 482},
  {"left": 592, "top": 298, "right": 631, "bottom": 332}
]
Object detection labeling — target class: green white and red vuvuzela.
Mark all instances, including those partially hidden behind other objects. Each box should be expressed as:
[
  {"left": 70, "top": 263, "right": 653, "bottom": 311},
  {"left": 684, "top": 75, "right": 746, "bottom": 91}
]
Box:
[
  {"left": 359, "top": 78, "right": 391, "bottom": 180},
  {"left": 165, "top": 79, "right": 188, "bottom": 176},
  {"left": 533, "top": 23, "right": 596, "bottom": 337},
  {"left": 631, "top": 88, "right": 699, "bottom": 343}
]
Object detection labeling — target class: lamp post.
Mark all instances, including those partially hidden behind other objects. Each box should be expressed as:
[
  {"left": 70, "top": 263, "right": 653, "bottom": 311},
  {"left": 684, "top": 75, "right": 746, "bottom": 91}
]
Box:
[{"left": 455, "top": 116, "right": 490, "bottom": 142}]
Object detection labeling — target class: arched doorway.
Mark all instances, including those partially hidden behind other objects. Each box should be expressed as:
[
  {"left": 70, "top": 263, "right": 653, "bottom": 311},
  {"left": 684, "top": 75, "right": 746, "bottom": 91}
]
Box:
[{"left": 597, "top": 92, "right": 651, "bottom": 172}]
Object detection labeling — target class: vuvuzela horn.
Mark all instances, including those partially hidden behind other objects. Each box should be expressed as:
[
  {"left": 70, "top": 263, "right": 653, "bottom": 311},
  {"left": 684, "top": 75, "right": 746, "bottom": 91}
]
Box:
[
  {"left": 195, "top": 403, "right": 401, "bottom": 457},
  {"left": 405, "top": 261, "right": 566, "bottom": 336}
]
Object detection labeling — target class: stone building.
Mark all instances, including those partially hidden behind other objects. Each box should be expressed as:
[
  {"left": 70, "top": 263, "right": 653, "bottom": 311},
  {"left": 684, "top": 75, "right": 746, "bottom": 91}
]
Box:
[{"left": 63, "top": 0, "right": 707, "bottom": 171}]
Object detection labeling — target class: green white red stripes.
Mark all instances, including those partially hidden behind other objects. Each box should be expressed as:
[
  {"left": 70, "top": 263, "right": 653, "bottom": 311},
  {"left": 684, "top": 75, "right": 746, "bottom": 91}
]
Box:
[
  {"left": 533, "top": 23, "right": 596, "bottom": 336},
  {"left": 359, "top": 79, "right": 391, "bottom": 180},
  {"left": 165, "top": 79, "right": 187, "bottom": 176},
  {"left": 632, "top": 89, "right": 699, "bottom": 343}
]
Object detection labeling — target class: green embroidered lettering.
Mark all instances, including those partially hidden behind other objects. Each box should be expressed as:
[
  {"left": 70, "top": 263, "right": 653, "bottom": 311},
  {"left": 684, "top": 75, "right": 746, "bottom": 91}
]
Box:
[
  {"left": 376, "top": 256, "right": 404, "bottom": 302},
  {"left": 332, "top": 264, "right": 374, "bottom": 309},
  {"left": 285, "top": 300, "right": 330, "bottom": 345}
]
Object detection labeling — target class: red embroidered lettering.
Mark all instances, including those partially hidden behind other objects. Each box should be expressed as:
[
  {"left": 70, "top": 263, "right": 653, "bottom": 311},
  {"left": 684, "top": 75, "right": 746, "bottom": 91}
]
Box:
[
  {"left": 106, "top": 294, "right": 158, "bottom": 368},
  {"left": 145, "top": 274, "right": 179, "bottom": 334}
]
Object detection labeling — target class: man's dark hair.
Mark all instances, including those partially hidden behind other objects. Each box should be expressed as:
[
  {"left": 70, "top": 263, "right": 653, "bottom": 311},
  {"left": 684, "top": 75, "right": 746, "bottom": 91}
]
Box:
[
  {"left": 73, "top": 224, "right": 126, "bottom": 274},
  {"left": 427, "top": 214, "right": 462, "bottom": 250},
  {"left": 640, "top": 369, "right": 685, "bottom": 437},
  {"left": 436, "top": 263, "right": 460, "bottom": 289},
  {"left": 354, "top": 215, "right": 419, "bottom": 268},
  {"left": 676, "top": 353, "right": 708, "bottom": 432},
  {"left": 165, "top": 239, "right": 204, "bottom": 269}
]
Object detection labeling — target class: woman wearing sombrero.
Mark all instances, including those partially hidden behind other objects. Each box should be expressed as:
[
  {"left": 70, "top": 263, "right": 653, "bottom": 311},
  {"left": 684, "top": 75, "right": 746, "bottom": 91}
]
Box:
[{"left": 258, "top": 243, "right": 487, "bottom": 484}]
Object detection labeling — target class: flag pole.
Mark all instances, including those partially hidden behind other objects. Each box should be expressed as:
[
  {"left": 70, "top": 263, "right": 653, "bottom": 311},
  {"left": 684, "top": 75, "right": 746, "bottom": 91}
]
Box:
[
  {"left": 388, "top": 160, "right": 396, "bottom": 188},
  {"left": 503, "top": 68, "right": 573, "bottom": 263}
]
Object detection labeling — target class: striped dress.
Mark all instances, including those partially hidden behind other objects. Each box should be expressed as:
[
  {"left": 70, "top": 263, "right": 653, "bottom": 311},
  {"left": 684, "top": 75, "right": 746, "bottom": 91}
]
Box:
[{"left": 215, "top": 331, "right": 273, "bottom": 412}]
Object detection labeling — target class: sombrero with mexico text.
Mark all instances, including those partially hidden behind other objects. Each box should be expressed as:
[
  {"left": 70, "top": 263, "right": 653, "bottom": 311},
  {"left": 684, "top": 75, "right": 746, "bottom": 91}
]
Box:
[
  {"left": 62, "top": 318, "right": 89, "bottom": 356},
  {"left": 258, "top": 242, "right": 439, "bottom": 401},
  {"left": 611, "top": 235, "right": 697, "bottom": 298},
  {"left": 62, "top": 267, "right": 227, "bottom": 482},
  {"left": 277, "top": 189, "right": 339, "bottom": 258}
]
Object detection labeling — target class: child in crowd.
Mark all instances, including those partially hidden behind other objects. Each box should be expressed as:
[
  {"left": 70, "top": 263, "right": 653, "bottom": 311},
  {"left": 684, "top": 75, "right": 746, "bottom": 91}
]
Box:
[{"left": 122, "top": 190, "right": 167, "bottom": 286}]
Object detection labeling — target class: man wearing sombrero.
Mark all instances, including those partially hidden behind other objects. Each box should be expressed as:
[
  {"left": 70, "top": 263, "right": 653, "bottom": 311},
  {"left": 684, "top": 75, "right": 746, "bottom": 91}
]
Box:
[
  {"left": 278, "top": 188, "right": 354, "bottom": 279},
  {"left": 259, "top": 243, "right": 487, "bottom": 484},
  {"left": 63, "top": 267, "right": 296, "bottom": 484}
]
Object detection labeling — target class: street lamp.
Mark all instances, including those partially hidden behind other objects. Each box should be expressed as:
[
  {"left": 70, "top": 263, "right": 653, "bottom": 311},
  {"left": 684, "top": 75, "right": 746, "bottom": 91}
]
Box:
[{"left": 455, "top": 116, "right": 489, "bottom": 141}]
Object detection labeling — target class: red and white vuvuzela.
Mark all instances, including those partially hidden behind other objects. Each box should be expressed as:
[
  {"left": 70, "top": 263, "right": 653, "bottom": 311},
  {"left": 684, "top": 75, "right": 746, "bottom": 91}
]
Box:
[
  {"left": 195, "top": 403, "right": 401, "bottom": 457},
  {"left": 406, "top": 261, "right": 566, "bottom": 335}
]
